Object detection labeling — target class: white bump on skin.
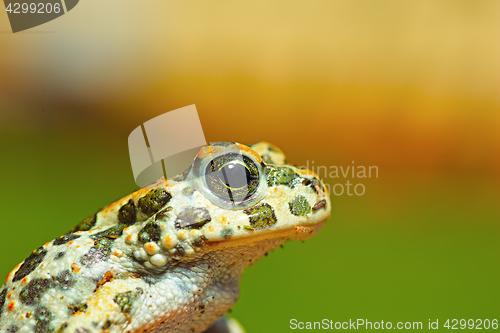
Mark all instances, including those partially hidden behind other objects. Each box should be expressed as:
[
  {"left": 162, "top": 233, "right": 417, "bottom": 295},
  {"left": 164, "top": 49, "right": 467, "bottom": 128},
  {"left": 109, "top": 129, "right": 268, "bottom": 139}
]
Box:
[
  {"left": 125, "top": 233, "right": 137, "bottom": 244},
  {"left": 190, "top": 230, "right": 202, "bottom": 237},
  {"left": 134, "top": 250, "right": 142, "bottom": 261},
  {"left": 144, "top": 242, "right": 160, "bottom": 256},
  {"left": 161, "top": 234, "right": 178, "bottom": 249},
  {"left": 139, "top": 248, "right": 149, "bottom": 261},
  {"left": 20, "top": 325, "right": 32, "bottom": 333},
  {"left": 178, "top": 230, "right": 189, "bottom": 240},
  {"left": 150, "top": 254, "right": 168, "bottom": 267}
]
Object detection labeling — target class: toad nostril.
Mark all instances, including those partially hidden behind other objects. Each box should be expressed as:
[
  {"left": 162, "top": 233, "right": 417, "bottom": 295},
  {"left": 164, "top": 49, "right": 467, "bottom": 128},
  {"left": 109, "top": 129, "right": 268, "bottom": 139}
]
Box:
[
  {"left": 312, "top": 199, "right": 327, "bottom": 212},
  {"left": 302, "top": 178, "right": 323, "bottom": 195}
]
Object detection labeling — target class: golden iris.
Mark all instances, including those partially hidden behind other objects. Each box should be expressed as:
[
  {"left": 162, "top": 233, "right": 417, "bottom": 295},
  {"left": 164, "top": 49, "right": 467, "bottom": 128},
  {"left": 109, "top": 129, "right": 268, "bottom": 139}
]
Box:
[{"left": 204, "top": 153, "right": 260, "bottom": 202}]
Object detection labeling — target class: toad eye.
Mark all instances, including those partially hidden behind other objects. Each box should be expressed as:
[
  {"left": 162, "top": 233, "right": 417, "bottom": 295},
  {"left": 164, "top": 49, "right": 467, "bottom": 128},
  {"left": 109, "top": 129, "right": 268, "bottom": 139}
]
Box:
[
  {"left": 204, "top": 154, "right": 260, "bottom": 202},
  {"left": 189, "top": 144, "right": 268, "bottom": 210}
]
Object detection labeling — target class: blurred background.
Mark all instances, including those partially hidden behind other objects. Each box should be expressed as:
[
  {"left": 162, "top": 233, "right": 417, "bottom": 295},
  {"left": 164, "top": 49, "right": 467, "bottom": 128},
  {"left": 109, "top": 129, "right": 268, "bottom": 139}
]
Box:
[{"left": 0, "top": 1, "right": 499, "bottom": 331}]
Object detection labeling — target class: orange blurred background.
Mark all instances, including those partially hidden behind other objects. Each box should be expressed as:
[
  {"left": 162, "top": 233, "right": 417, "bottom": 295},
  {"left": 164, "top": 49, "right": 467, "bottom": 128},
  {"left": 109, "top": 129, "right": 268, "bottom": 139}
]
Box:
[
  {"left": 0, "top": 1, "right": 499, "bottom": 331},
  {"left": 1, "top": 1, "right": 499, "bottom": 174}
]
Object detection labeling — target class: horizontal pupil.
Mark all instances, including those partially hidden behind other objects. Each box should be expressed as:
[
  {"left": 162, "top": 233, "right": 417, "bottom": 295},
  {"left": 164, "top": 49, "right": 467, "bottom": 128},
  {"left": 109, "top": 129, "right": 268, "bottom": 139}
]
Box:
[
  {"left": 221, "top": 163, "right": 250, "bottom": 189},
  {"left": 205, "top": 154, "right": 260, "bottom": 203}
]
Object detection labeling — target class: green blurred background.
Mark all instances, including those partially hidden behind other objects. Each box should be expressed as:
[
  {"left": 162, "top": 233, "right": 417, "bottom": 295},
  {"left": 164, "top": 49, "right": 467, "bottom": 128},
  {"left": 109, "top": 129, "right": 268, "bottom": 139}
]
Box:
[{"left": 0, "top": 1, "right": 499, "bottom": 331}]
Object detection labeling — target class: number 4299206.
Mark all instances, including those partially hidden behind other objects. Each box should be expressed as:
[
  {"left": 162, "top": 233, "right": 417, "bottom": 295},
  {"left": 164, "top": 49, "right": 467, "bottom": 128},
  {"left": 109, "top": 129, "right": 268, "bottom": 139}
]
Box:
[
  {"left": 6, "top": 2, "right": 61, "bottom": 14},
  {"left": 444, "top": 319, "right": 498, "bottom": 330}
]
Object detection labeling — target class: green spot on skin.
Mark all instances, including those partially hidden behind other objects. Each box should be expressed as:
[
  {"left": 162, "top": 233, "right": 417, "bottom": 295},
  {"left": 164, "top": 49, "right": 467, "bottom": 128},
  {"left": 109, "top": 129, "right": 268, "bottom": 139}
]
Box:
[
  {"left": 138, "top": 232, "right": 149, "bottom": 244},
  {"left": 80, "top": 225, "right": 126, "bottom": 267},
  {"left": 93, "top": 238, "right": 112, "bottom": 252},
  {"left": 69, "top": 302, "right": 88, "bottom": 314},
  {"left": 243, "top": 225, "right": 254, "bottom": 231},
  {"left": 192, "top": 235, "right": 207, "bottom": 247},
  {"left": 221, "top": 228, "right": 233, "bottom": 239},
  {"left": 113, "top": 288, "right": 143, "bottom": 313},
  {"left": 55, "top": 270, "right": 76, "bottom": 290},
  {"left": 54, "top": 251, "right": 65, "bottom": 260},
  {"left": 34, "top": 306, "right": 55, "bottom": 333},
  {"left": 138, "top": 189, "right": 172, "bottom": 217},
  {"left": 53, "top": 234, "right": 81, "bottom": 246},
  {"left": 20, "top": 271, "right": 78, "bottom": 306},
  {"left": 118, "top": 199, "right": 137, "bottom": 225},
  {"left": 182, "top": 187, "right": 195, "bottom": 196},
  {"left": 289, "top": 195, "right": 311, "bottom": 216},
  {"left": 138, "top": 221, "right": 162, "bottom": 243},
  {"left": 0, "top": 288, "right": 7, "bottom": 318},
  {"left": 20, "top": 278, "right": 54, "bottom": 305},
  {"left": 175, "top": 207, "right": 211, "bottom": 230},
  {"left": 92, "top": 224, "right": 127, "bottom": 240},
  {"left": 13, "top": 247, "right": 47, "bottom": 282},
  {"left": 173, "top": 244, "right": 186, "bottom": 256},
  {"left": 79, "top": 245, "right": 111, "bottom": 267},
  {"left": 69, "top": 213, "right": 97, "bottom": 233},
  {"left": 265, "top": 166, "right": 301, "bottom": 188},
  {"left": 102, "top": 320, "right": 112, "bottom": 329},
  {"left": 244, "top": 203, "right": 277, "bottom": 229}
]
